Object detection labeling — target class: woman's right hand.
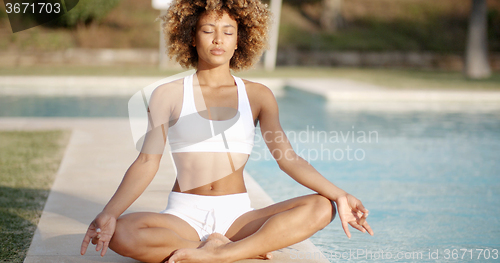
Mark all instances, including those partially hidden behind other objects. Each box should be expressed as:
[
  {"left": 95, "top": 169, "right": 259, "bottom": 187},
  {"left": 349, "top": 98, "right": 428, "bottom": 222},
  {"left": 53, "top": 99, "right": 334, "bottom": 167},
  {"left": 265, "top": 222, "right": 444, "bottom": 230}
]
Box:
[{"left": 80, "top": 211, "right": 117, "bottom": 257}]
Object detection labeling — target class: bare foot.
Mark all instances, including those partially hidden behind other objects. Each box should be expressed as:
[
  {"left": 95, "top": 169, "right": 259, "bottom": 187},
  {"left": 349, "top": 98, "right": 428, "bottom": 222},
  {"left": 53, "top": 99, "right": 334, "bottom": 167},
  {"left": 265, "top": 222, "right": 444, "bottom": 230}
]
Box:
[
  {"left": 168, "top": 233, "right": 228, "bottom": 263},
  {"left": 206, "top": 234, "right": 272, "bottom": 260},
  {"left": 168, "top": 233, "right": 272, "bottom": 263}
]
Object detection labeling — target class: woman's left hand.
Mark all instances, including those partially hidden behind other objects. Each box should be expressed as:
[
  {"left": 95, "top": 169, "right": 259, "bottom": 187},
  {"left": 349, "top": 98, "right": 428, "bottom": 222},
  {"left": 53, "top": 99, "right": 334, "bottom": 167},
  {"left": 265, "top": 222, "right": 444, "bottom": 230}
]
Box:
[{"left": 335, "top": 193, "right": 374, "bottom": 238}]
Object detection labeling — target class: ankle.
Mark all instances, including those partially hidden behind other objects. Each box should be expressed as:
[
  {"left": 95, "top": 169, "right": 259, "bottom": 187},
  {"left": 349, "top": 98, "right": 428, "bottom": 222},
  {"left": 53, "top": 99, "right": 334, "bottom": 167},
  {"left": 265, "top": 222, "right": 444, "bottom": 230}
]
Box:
[{"left": 215, "top": 242, "right": 239, "bottom": 262}]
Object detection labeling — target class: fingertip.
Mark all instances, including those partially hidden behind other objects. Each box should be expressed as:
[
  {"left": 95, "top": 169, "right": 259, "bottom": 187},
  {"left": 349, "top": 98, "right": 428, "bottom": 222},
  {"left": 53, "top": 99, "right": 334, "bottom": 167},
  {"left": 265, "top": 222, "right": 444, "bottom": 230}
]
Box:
[{"left": 345, "top": 230, "right": 351, "bottom": 239}]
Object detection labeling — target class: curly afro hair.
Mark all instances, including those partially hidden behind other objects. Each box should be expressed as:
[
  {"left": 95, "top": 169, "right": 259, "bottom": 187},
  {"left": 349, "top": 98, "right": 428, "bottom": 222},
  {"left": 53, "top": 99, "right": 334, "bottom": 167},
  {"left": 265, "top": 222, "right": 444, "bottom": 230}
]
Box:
[{"left": 158, "top": 0, "right": 272, "bottom": 72}]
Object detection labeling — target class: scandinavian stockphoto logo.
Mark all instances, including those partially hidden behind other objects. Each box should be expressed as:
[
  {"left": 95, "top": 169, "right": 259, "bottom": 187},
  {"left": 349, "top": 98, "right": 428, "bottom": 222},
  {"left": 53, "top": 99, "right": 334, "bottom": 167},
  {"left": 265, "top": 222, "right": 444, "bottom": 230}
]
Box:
[
  {"left": 128, "top": 70, "right": 241, "bottom": 155},
  {"left": 3, "top": 0, "right": 79, "bottom": 33},
  {"left": 128, "top": 70, "right": 248, "bottom": 192}
]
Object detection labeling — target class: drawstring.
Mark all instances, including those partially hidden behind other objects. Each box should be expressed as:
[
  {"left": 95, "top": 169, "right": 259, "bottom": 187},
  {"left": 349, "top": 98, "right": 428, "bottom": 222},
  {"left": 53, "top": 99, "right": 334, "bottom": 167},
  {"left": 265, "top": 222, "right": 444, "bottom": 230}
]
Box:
[{"left": 196, "top": 205, "right": 217, "bottom": 233}]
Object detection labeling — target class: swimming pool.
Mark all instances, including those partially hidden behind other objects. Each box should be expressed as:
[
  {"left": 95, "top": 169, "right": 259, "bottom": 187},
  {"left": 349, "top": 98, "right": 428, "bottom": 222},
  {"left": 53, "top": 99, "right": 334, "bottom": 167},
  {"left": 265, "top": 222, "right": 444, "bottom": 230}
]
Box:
[
  {"left": 0, "top": 95, "right": 130, "bottom": 117},
  {"left": 2, "top": 88, "right": 499, "bottom": 262},
  {"left": 246, "top": 88, "right": 500, "bottom": 262}
]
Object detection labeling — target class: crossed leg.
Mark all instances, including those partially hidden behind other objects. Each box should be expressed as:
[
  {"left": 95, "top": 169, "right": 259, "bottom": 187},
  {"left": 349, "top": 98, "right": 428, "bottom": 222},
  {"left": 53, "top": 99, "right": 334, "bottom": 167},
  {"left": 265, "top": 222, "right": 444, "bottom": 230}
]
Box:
[
  {"left": 108, "top": 212, "right": 201, "bottom": 262},
  {"left": 168, "top": 193, "right": 336, "bottom": 263},
  {"left": 108, "top": 193, "right": 335, "bottom": 263},
  {"left": 106, "top": 207, "right": 274, "bottom": 262}
]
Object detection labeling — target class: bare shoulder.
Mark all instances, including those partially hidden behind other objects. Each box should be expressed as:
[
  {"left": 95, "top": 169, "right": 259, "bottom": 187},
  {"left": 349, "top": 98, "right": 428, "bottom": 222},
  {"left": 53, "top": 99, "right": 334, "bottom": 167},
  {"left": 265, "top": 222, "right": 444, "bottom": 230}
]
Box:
[
  {"left": 149, "top": 78, "right": 183, "bottom": 104},
  {"left": 147, "top": 78, "right": 184, "bottom": 116},
  {"left": 152, "top": 78, "right": 184, "bottom": 97},
  {"left": 241, "top": 79, "right": 275, "bottom": 102}
]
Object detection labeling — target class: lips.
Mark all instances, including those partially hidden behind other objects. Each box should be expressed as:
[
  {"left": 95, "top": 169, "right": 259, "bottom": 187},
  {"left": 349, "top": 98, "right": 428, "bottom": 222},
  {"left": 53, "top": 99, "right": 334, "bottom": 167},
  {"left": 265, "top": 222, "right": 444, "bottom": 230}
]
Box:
[{"left": 210, "top": 48, "right": 225, "bottom": 55}]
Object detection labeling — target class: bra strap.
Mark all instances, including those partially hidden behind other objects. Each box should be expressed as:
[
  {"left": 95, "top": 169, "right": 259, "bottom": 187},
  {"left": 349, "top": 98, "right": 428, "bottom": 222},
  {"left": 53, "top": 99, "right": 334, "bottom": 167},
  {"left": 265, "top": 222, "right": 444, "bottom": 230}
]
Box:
[{"left": 234, "top": 76, "right": 253, "bottom": 125}]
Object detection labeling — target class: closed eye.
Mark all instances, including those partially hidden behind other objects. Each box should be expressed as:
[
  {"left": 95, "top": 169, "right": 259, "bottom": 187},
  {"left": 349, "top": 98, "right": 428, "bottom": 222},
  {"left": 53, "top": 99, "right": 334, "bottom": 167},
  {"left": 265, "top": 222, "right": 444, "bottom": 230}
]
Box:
[{"left": 202, "top": 31, "right": 233, "bottom": 35}]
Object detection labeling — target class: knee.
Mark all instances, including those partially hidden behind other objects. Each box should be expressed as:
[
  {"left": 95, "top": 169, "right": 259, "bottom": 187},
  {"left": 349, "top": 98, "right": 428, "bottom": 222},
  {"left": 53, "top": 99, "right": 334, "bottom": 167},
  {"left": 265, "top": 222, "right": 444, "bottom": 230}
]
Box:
[
  {"left": 308, "top": 194, "right": 336, "bottom": 231},
  {"left": 109, "top": 214, "right": 140, "bottom": 258}
]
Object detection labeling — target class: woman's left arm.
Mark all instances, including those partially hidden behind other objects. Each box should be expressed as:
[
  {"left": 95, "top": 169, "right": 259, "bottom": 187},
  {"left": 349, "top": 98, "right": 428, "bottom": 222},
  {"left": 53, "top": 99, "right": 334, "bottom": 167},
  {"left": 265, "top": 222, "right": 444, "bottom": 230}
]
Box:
[{"left": 255, "top": 84, "right": 374, "bottom": 237}]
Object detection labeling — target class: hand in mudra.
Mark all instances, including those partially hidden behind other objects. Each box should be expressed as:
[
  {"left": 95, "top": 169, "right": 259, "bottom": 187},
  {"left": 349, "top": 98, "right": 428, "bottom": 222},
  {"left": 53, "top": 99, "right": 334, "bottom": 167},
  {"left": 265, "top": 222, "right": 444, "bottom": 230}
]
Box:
[
  {"left": 336, "top": 193, "right": 374, "bottom": 238},
  {"left": 80, "top": 212, "right": 117, "bottom": 257}
]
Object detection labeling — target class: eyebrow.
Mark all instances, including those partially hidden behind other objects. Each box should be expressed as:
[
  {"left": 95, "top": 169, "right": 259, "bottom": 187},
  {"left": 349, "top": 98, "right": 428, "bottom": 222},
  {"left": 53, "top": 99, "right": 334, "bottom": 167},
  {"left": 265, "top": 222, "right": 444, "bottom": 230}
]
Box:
[{"left": 200, "top": 23, "right": 236, "bottom": 29}]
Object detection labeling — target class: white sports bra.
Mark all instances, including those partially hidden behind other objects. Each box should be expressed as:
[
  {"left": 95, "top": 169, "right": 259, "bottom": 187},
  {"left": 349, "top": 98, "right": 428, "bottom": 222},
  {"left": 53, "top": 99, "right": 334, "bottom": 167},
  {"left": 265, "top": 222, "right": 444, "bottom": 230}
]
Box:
[{"left": 167, "top": 73, "right": 255, "bottom": 154}]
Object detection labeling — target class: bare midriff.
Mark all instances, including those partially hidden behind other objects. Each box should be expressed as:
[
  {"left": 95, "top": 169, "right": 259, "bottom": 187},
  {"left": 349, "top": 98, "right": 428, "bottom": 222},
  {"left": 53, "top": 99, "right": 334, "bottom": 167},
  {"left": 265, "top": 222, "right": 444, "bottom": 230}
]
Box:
[{"left": 170, "top": 151, "right": 249, "bottom": 196}]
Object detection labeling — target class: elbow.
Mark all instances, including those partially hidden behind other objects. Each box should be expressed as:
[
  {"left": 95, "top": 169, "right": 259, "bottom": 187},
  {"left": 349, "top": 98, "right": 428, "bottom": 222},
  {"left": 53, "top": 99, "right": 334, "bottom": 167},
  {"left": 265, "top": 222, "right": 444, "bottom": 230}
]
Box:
[
  {"left": 276, "top": 149, "right": 298, "bottom": 172},
  {"left": 136, "top": 153, "right": 162, "bottom": 166},
  {"left": 278, "top": 163, "right": 292, "bottom": 175},
  {"left": 130, "top": 156, "right": 161, "bottom": 178}
]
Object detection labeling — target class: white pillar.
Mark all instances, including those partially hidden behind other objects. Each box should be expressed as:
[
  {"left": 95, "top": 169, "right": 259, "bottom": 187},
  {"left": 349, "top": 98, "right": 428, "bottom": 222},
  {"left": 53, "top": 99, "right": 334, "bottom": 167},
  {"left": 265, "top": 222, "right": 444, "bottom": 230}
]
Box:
[
  {"left": 159, "top": 9, "right": 169, "bottom": 70},
  {"left": 464, "top": 0, "right": 491, "bottom": 79},
  {"left": 264, "top": 0, "right": 282, "bottom": 72},
  {"left": 152, "top": 0, "right": 173, "bottom": 70}
]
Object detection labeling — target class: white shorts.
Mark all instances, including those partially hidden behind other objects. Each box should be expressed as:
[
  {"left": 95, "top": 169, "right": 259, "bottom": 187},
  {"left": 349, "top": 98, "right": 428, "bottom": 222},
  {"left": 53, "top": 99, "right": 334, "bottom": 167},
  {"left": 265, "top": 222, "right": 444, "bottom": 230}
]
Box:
[{"left": 160, "top": 191, "right": 255, "bottom": 241}]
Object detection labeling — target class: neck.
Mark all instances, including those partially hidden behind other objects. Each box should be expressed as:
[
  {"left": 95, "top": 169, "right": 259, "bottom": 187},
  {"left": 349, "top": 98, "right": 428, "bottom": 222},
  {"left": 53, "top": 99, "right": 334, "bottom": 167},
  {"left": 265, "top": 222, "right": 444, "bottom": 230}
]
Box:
[{"left": 195, "top": 63, "right": 234, "bottom": 88}]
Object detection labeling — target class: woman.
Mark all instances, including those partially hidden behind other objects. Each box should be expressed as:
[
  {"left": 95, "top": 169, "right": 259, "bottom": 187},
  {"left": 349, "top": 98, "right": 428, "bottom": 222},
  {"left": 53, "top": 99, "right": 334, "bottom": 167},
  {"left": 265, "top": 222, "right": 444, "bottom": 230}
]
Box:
[{"left": 80, "top": 0, "right": 373, "bottom": 262}]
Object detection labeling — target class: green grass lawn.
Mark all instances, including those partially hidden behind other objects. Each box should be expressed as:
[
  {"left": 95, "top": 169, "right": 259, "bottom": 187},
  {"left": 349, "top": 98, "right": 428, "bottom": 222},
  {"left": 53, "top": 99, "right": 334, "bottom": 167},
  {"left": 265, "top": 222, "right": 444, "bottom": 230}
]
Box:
[
  {"left": 0, "top": 130, "right": 71, "bottom": 263},
  {"left": 0, "top": 65, "right": 498, "bottom": 90}
]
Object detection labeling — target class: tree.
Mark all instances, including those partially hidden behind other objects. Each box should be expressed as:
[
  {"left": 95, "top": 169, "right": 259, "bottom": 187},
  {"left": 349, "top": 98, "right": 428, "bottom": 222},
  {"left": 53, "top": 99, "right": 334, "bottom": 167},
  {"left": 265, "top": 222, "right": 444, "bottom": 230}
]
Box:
[{"left": 464, "top": 0, "right": 491, "bottom": 79}]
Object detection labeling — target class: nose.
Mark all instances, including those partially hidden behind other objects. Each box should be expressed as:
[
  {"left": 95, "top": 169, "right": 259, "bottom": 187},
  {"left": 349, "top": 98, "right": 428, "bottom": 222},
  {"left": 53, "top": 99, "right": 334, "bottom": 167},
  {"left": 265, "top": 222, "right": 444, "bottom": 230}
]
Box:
[{"left": 213, "top": 31, "right": 222, "bottom": 45}]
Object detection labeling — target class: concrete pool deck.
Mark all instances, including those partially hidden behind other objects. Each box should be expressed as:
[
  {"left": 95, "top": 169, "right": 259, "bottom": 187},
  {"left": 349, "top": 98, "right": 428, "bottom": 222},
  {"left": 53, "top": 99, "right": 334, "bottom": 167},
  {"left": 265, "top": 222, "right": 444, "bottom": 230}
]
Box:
[
  {"left": 2, "top": 75, "right": 500, "bottom": 112},
  {"left": 286, "top": 78, "right": 500, "bottom": 102},
  {"left": 0, "top": 118, "right": 329, "bottom": 263},
  {"left": 1, "top": 75, "right": 500, "bottom": 103},
  {"left": 2, "top": 75, "right": 500, "bottom": 114}
]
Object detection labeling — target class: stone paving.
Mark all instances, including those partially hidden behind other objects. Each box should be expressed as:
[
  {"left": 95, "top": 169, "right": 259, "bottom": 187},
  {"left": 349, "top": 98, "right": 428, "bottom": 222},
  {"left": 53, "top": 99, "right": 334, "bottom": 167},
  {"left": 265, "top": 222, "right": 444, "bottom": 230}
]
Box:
[{"left": 0, "top": 118, "right": 328, "bottom": 263}]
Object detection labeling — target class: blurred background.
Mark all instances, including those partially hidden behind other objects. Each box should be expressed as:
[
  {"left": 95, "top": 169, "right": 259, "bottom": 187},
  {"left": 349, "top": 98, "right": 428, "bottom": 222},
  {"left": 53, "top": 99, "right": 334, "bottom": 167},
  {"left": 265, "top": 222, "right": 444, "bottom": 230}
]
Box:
[{"left": 0, "top": 0, "right": 499, "bottom": 77}]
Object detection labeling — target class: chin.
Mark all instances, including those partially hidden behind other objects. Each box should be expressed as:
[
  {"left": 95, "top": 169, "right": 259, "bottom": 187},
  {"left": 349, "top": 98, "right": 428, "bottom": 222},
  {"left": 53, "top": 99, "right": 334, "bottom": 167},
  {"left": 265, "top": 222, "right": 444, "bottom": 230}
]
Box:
[{"left": 202, "top": 58, "right": 231, "bottom": 67}]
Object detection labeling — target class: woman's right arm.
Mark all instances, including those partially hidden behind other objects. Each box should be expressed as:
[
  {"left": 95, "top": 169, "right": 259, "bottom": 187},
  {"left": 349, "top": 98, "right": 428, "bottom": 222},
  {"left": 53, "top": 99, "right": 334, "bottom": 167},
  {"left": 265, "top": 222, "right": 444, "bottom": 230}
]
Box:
[
  {"left": 80, "top": 152, "right": 162, "bottom": 257},
  {"left": 101, "top": 152, "right": 162, "bottom": 218},
  {"left": 81, "top": 82, "right": 176, "bottom": 257},
  {"left": 102, "top": 81, "right": 178, "bottom": 218}
]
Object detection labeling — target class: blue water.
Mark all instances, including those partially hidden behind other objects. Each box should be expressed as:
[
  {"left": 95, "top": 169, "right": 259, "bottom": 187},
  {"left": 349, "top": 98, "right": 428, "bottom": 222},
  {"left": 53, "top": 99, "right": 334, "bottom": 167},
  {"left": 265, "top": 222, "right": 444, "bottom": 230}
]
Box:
[
  {"left": 246, "top": 88, "right": 500, "bottom": 262},
  {"left": 0, "top": 96, "right": 130, "bottom": 117},
  {"left": 2, "top": 90, "right": 500, "bottom": 262}
]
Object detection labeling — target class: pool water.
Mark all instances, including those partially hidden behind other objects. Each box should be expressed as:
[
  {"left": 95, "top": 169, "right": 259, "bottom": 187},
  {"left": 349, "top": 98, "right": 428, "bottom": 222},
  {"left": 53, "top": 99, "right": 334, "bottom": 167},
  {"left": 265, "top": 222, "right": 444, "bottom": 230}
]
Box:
[
  {"left": 0, "top": 96, "right": 130, "bottom": 117},
  {"left": 2, "top": 89, "right": 499, "bottom": 262},
  {"left": 246, "top": 88, "right": 500, "bottom": 262}
]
